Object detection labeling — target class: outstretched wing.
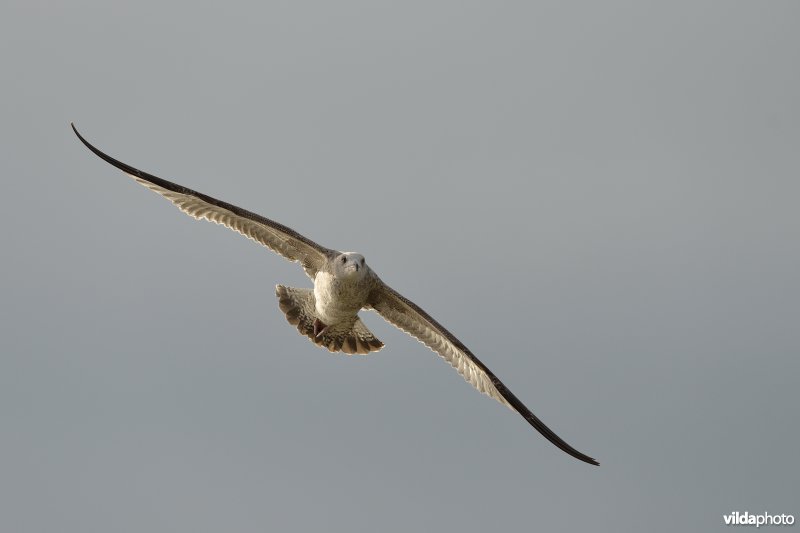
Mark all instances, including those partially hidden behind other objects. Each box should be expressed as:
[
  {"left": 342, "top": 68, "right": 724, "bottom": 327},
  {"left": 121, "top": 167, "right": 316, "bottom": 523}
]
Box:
[
  {"left": 72, "top": 124, "right": 335, "bottom": 279},
  {"left": 368, "top": 282, "right": 599, "bottom": 466}
]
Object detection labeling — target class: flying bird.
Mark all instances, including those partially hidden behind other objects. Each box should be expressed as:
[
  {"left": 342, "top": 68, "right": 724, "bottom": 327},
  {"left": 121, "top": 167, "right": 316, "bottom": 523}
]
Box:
[{"left": 72, "top": 124, "right": 598, "bottom": 466}]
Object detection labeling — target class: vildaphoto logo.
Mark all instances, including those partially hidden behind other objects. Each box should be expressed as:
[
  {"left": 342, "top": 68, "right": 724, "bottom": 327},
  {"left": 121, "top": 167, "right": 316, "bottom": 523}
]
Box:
[{"left": 723, "top": 511, "right": 795, "bottom": 527}]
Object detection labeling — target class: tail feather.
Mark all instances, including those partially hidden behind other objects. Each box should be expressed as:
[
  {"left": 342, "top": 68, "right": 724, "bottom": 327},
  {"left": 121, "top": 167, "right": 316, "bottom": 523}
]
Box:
[{"left": 275, "top": 285, "right": 384, "bottom": 355}]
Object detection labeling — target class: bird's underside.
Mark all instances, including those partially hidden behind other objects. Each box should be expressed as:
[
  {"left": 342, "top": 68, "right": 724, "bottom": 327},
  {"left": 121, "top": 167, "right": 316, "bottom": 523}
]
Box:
[
  {"left": 276, "top": 285, "right": 384, "bottom": 354},
  {"left": 72, "top": 123, "right": 599, "bottom": 466}
]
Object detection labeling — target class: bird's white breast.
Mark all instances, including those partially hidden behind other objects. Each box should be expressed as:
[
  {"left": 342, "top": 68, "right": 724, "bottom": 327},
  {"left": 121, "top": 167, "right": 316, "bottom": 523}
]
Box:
[{"left": 313, "top": 271, "right": 368, "bottom": 324}]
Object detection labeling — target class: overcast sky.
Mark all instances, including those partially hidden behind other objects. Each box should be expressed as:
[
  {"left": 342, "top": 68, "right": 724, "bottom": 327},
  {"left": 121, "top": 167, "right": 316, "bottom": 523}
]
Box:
[{"left": 1, "top": 2, "right": 798, "bottom": 532}]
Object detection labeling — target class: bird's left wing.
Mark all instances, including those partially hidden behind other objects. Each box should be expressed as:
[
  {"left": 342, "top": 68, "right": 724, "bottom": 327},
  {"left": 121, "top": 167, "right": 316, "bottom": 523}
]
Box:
[
  {"left": 72, "top": 124, "right": 335, "bottom": 279},
  {"left": 367, "top": 282, "right": 599, "bottom": 465}
]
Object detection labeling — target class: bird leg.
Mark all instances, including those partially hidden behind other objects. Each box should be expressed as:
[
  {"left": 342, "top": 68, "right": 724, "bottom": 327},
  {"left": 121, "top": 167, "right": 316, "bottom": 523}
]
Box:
[{"left": 313, "top": 318, "right": 329, "bottom": 339}]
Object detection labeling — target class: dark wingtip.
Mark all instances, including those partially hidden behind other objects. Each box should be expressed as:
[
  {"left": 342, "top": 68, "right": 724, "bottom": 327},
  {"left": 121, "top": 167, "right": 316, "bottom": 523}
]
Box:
[
  {"left": 492, "top": 379, "right": 599, "bottom": 465},
  {"left": 565, "top": 447, "right": 598, "bottom": 466},
  {"left": 553, "top": 440, "right": 599, "bottom": 466},
  {"left": 71, "top": 123, "right": 98, "bottom": 155},
  {"left": 554, "top": 438, "right": 599, "bottom": 466},
  {"left": 532, "top": 417, "right": 599, "bottom": 466},
  {"left": 70, "top": 123, "right": 147, "bottom": 180},
  {"left": 71, "top": 122, "right": 94, "bottom": 153}
]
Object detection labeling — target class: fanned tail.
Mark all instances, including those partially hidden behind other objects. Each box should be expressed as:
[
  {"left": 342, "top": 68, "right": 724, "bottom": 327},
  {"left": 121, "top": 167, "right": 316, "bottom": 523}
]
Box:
[{"left": 275, "top": 285, "right": 384, "bottom": 354}]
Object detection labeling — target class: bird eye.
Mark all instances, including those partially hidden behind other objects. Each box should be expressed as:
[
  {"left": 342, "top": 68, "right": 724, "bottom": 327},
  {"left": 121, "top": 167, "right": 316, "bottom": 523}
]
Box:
[
  {"left": 341, "top": 257, "right": 347, "bottom": 263},
  {"left": 361, "top": 259, "right": 365, "bottom": 265}
]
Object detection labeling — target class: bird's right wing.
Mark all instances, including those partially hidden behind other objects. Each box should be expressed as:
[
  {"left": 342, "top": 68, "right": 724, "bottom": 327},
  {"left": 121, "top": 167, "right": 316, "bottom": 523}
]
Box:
[
  {"left": 73, "top": 124, "right": 335, "bottom": 279},
  {"left": 368, "top": 281, "right": 599, "bottom": 466}
]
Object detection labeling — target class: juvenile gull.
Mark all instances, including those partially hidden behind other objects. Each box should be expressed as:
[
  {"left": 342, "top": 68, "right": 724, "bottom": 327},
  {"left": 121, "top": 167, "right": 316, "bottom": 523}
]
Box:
[{"left": 73, "top": 124, "right": 599, "bottom": 466}]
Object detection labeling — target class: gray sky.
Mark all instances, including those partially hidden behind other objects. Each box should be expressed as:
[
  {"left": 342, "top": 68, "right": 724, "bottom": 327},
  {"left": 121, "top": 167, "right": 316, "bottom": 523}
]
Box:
[{"left": 1, "top": 1, "right": 798, "bottom": 532}]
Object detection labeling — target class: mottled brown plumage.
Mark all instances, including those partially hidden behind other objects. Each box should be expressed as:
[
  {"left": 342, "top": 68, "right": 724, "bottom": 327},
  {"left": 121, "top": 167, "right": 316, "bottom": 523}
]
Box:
[{"left": 72, "top": 124, "right": 598, "bottom": 466}]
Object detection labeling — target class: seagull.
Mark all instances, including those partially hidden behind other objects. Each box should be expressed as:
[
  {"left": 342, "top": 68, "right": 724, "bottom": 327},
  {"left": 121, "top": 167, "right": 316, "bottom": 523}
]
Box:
[{"left": 72, "top": 124, "right": 599, "bottom": 466}]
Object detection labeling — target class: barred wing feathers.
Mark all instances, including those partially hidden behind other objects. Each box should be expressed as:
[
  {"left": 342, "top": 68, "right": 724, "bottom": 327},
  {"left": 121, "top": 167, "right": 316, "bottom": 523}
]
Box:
[
  {"left": 368, "top": 283, "right": 599, "bottom": 466},
  {"left": 72, "top": 124, "right": 334, "bottom": 279}
]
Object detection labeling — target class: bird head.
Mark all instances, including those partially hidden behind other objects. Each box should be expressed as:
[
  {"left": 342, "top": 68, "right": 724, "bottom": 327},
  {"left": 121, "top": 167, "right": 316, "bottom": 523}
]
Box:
[{"left": 334, "top": 252, "right": 367, "bottom": 279}]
